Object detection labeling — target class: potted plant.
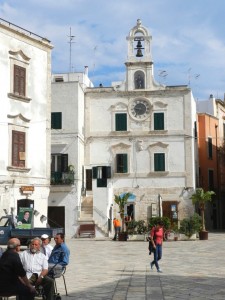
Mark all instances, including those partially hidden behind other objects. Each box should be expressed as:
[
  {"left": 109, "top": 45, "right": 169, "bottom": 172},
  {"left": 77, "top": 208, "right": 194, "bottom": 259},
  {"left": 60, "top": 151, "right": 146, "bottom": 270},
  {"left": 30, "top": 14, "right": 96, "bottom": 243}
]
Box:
[
  {"left": 114, "top": 192, "right": 131, "bottom": 241},
  {"left": 190, "top": 188, "right": 215, "bottom": 240},
  {"left": 179, "top": 213, "right": 202, "bottom": 240}
]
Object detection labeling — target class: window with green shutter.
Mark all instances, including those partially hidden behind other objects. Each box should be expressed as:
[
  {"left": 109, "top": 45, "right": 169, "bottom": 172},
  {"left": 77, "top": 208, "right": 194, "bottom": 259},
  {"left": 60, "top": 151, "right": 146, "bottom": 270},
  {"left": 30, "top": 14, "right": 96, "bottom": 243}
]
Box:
[
  {"left": 154, "top": 113, "right": 164, "bottom": 130},
  {"left": 116, "top": 154, "right": 128, "bottom": 173},
  {"left": 154, "top": 153, "right": 165, "bottom": 171},
  {"left": 51, "top": 112, "right": 62, "bottom": 129},
  {"left": 115, "top": 113, "right": 127, "bottom": 131}
]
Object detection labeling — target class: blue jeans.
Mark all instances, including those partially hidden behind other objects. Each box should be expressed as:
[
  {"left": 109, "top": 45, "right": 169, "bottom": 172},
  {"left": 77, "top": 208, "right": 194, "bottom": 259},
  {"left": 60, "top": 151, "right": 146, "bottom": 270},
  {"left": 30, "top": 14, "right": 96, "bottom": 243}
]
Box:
[{"left": 151, "top": 244, "right": 162, "bottom": 270}]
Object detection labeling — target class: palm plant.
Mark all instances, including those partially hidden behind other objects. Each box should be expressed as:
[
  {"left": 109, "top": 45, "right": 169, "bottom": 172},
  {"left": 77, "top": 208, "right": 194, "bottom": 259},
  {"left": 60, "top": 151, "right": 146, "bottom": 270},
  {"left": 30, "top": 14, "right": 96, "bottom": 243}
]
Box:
[
  {"left": 191, "top": 188, "right": 215, "bottom": 232},
  {"left": 114, "top": 192, "right": 131, "bottom": 231}
]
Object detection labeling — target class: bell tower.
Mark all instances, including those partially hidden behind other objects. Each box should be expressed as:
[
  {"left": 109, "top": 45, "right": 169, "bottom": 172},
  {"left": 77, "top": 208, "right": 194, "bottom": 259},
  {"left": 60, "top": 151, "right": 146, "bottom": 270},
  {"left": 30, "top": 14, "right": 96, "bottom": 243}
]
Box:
[{"left": 125, "top": 19, "right": 156, "bottom": 91}]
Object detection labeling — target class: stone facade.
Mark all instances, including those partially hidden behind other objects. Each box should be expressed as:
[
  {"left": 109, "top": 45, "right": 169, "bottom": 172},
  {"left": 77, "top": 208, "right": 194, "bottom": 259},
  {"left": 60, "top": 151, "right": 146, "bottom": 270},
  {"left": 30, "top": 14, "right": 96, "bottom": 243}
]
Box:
[{"left": 0, "top": 19, "right": 52, "bottom": 226}]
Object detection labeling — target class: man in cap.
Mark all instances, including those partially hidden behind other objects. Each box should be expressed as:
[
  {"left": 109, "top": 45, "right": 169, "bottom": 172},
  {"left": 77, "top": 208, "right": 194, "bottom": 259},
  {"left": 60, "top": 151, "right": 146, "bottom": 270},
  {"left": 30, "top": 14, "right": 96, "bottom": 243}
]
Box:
[{"left": 41, "top": 234, "right": 53, "bottom": 259}]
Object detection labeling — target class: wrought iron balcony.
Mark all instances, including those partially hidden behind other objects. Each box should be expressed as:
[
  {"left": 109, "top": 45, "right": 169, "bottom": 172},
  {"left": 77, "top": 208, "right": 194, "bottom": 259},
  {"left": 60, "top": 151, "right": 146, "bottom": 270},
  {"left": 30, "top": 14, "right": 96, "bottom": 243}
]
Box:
[{"left": 51, "top": 171, "right": 74, "bottom": 185}]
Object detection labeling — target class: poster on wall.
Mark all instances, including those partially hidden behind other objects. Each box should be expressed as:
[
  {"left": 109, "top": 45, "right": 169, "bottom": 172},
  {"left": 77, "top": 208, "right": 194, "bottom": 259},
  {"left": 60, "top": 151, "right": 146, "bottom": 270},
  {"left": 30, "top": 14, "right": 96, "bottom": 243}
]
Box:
[{"left": 16, "top": 207, "right": 33, "bottom": 229}]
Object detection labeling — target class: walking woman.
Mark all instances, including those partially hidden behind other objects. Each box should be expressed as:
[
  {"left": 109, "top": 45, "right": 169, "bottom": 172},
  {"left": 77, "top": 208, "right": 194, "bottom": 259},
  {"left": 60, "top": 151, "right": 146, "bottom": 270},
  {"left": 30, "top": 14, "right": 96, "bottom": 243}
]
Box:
[{"left": 149, "top": 221, "right": 164, "bottom": 273}]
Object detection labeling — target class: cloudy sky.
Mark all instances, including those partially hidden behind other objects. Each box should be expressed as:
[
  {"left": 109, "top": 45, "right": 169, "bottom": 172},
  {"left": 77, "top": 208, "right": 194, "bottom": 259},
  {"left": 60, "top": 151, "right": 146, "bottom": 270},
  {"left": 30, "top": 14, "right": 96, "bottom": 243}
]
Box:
[{"left": 1, "top": 0, "right": 225, "bottom": 100}]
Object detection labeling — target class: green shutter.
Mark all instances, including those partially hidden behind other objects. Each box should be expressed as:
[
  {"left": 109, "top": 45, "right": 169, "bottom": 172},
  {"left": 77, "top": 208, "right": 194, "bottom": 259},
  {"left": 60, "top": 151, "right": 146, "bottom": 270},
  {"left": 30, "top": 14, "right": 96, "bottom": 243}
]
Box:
[
  {"left": 115, "top": 114, "right": 127, "bottom": 131},
  {"left": 51, "top": 112, "right": 62, "bottom": 129},
  {"left": 154, "top": 113, "right": 164, "bottom": 130},
  {"left": 154, "top": 153, "right": 165, "bottom": 171},
  {"left": 116, "top": 154, "right": 128, "bottom": 173},
  {"left": 92, "top": 167, "right": 97, "bottom": 179}
]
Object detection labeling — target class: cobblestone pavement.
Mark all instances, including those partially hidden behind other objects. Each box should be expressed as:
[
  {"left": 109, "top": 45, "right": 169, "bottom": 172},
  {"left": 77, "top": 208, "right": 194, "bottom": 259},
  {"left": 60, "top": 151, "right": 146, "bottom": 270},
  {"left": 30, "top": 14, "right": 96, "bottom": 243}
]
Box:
[
  {"left": 54, "top": 232, "right": 225, "bottom": 300},
  {"left": 5, "top": 232, "right": 225, "bottom": 300}
]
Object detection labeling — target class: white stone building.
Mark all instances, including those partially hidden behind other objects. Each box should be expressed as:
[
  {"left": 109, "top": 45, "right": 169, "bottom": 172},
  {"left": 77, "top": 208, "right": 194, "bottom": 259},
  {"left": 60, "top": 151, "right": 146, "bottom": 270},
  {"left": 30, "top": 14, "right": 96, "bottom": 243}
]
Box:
[
  {"left": 0, "top": 18, "right": 52, "bottom": 226},
  {"left": 83, "top": 19, "right": 196, "bottom": 235},
  {"left": 49, "top": 71, "right": 93, "bottom": 237}
]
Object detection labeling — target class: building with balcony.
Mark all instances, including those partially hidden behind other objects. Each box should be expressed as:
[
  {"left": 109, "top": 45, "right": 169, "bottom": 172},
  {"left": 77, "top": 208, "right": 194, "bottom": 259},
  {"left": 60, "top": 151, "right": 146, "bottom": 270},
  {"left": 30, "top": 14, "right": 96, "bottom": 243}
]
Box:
[{"left": 49, "top": 71, "right": 93, "bottom": 237}]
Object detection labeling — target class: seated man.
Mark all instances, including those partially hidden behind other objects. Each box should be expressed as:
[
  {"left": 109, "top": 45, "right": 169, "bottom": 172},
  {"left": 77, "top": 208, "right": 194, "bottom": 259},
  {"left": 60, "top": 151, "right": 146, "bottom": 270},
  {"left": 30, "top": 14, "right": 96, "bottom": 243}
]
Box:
[
  {"left": 0, "top": 238, "right": 36, "bottom": 299},
  {"left": 48, "top": 233, "right": 70, "bottom": 276},
  {"left": 19, "top": 237, "right": 54, "bottom": 300}
]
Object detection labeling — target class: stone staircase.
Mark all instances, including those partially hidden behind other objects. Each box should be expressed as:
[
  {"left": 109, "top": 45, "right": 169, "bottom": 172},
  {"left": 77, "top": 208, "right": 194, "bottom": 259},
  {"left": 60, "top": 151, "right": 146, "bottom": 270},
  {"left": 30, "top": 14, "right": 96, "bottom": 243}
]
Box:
[
  {"left": 79, "top": 196, "right": 93, "bottom": 223},
  {"left": 78, "top": 196, "right": 109, "bottom": 237}
]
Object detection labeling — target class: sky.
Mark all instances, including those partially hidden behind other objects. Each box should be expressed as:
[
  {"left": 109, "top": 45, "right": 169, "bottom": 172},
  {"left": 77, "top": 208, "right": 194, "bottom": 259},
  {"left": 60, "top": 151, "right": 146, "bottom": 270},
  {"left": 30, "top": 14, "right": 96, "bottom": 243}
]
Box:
[{"left": 1, "top": 0, "right": 225, "bottom": 101}]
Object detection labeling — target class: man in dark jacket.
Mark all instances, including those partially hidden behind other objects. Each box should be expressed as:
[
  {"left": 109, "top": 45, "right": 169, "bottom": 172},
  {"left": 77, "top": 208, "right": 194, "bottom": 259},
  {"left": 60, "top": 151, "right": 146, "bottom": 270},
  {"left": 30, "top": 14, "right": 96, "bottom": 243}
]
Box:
[{"left": 0, "top": 238, "right": 36, "bottom": 298}]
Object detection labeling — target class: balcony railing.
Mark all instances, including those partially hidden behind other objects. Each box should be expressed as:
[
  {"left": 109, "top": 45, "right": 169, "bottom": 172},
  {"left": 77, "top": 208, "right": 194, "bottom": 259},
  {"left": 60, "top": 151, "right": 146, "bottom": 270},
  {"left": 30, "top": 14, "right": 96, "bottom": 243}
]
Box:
[{"left": 51, "top": 171, "right": 74, "bottom": 185}]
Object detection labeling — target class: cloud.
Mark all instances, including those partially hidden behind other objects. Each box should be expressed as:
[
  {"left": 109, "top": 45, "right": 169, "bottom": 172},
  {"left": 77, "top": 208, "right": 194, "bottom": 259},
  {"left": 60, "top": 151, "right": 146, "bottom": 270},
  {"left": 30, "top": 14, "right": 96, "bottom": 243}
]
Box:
[{"left": 1, "top": 0, "right": 225, "bottom": 99}]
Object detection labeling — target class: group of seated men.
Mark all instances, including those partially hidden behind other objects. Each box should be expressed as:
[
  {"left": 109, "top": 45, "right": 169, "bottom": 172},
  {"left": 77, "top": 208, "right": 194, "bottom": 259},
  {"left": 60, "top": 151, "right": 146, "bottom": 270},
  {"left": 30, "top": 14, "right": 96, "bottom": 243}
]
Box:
[{"left": 0, "top": 232, "right": 70, "bottom": 300}]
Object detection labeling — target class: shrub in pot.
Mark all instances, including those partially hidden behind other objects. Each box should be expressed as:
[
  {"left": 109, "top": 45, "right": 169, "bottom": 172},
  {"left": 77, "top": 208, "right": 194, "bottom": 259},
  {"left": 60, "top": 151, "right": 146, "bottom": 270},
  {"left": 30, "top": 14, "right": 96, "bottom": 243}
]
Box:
[
  {"left": 179, "top": 213, "right": 202, "bottom": 238},
  {"left": 190, "top": 188, "right": 215, "bottom": 240}
]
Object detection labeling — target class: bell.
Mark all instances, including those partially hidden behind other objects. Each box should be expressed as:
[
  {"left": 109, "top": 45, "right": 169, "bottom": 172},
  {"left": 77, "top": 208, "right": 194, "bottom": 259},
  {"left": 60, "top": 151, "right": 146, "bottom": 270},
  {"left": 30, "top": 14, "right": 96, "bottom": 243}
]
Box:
[
  {"left": 136, "top": 49, "right": 143, "bottom": 57},
  {"left": 136, "top": 40, "right": 143, "bottom": 49},
  {"left": 135, "top": 40, "right": 144, "bottom": 57}
]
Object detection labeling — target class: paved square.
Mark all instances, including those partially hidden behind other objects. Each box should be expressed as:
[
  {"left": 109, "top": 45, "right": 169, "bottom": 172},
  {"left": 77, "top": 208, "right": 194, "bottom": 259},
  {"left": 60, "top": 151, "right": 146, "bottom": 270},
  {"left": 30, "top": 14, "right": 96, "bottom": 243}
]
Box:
[{"left": 53, "top": 233, "right": 225, "bottom": 300}]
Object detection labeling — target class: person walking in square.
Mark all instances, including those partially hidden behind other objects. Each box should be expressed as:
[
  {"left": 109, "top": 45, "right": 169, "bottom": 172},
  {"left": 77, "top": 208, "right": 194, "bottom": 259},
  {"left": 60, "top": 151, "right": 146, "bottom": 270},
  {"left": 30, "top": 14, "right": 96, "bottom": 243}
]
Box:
[{"left": 149, "top": 221, "right": 164, "bottom": 273}]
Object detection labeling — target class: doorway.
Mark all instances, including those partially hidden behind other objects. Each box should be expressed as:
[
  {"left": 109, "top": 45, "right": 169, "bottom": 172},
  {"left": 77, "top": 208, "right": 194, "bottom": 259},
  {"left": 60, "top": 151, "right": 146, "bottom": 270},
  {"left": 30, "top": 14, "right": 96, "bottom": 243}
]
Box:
[{"left": 48, "top": 206, "right": 65, "bottom": 228}]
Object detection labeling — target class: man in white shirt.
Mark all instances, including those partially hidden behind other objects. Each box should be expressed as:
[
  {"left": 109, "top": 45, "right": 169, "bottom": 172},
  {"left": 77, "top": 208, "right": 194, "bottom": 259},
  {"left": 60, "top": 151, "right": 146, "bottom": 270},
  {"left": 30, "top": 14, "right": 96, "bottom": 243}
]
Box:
[
  {"left": 41, "top": 234, "right": 53, "bottom": 259},
  {"left": 20, "top": 237, "right": 54, "bottom": 300}
]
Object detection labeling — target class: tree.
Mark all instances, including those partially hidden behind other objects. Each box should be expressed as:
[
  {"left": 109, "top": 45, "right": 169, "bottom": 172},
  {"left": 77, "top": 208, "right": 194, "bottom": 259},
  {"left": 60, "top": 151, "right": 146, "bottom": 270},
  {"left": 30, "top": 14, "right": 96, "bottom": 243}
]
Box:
[
  {"left": 114, "top": 192, "right": 131, "bottom": 231},
  {"left": 191, "top": 188, "right": 215, "bottom": 232}
]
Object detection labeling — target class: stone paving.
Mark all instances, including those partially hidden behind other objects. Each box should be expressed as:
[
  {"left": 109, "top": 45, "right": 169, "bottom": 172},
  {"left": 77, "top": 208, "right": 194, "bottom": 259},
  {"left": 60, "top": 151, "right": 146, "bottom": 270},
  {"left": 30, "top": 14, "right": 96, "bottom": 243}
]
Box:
[
  {"left": 53, "top": 232, "right": 225, "bottom": 300},
  {"left": 4, "top": 232, "right": 225, "bottom": 299}
]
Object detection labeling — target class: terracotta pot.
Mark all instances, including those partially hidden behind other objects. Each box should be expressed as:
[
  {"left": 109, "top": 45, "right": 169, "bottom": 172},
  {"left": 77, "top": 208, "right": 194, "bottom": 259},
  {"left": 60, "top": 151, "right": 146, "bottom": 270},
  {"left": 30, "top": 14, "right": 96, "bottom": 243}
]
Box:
[
  {"left": 174, "top": 236, "right": 178, "bottom": 241},
  {"left": 199, "top": 231, "right": 208, "bottom": 240}
]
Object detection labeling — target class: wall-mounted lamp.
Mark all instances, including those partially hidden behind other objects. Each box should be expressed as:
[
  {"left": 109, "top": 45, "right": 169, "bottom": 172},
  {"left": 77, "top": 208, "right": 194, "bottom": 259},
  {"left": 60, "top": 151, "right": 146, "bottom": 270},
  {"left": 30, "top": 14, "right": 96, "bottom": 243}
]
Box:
[
  {"left": 3, "top": 209, "right": 8, "bottom": 215},
  {"left": 40, "top": 215, "right": 47, "bottom": 222},
  {"left": 33, "top": 210, "right": 40, "bottom": 216}
]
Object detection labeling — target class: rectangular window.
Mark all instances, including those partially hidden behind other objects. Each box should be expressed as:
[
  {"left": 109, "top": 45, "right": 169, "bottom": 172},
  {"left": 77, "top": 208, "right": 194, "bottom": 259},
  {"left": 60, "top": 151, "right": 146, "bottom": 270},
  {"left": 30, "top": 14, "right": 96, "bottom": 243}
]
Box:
[
  {"left": 51, "top": 154, "right": 68, "bottom": 172},
  {"left": 208, "top": 137, "right": 213, "bottom": 159},
  {"left": 51, "top": 112, "right": 62, "bottom": 129},
  {"left": 115, "top": 113, "right": 127, "bottom": 131},
  {"left": 154, "top": 153, "right": 165, "bottom": 171},
  {"left": 116, "top": 154, "right": 128, "bottom": 173},
  {"left": 14, "top": 65, "right": 26, "bottom": 96},
  {"left": 154, "top": 113, "right": 164, "bottom": 130},
  {"left": 12, "top": 130, "right": 25, "bottom": 167},
  {"left": 208, "top": 169, "right": 214, "bottom": 190}
]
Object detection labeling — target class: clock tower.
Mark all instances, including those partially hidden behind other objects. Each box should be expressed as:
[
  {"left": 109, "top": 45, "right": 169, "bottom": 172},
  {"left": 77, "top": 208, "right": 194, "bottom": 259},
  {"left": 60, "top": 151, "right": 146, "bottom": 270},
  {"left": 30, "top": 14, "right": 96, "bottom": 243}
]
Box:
[{"left": 125, "top": 19, "right": 159, "bottom": 91}]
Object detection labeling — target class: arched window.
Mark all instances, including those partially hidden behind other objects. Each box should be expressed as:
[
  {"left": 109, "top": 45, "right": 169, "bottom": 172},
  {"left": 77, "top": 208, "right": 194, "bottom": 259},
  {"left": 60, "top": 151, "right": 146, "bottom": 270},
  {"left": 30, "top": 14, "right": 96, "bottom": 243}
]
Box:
[{"left": 134, "top": 71, "right": 145, "bottom": 89}]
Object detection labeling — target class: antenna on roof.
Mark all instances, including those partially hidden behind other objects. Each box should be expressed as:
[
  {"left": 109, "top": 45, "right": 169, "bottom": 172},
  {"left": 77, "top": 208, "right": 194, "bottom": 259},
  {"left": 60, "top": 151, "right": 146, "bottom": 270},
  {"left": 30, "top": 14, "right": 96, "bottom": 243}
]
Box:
[{"left": 68, "top": 27, "right": 75, "bottom": 73}]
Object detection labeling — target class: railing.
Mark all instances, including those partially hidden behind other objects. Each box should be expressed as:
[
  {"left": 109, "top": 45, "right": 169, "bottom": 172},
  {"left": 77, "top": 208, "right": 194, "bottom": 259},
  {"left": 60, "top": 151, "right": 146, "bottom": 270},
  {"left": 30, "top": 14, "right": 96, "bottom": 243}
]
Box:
[
  {"left": 93, "top": 206, "right": 109, "bottom": 233},
  {"left": 51, "top": 171, "right": 74, "bottom": 185}
]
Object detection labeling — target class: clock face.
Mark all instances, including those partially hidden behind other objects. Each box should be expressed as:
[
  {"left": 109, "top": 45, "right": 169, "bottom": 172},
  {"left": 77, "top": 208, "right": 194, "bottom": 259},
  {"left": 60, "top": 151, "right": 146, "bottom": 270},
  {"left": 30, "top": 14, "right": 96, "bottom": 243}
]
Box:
[{"left": 130, "top": 99, "right": 150, "bottom": 120}]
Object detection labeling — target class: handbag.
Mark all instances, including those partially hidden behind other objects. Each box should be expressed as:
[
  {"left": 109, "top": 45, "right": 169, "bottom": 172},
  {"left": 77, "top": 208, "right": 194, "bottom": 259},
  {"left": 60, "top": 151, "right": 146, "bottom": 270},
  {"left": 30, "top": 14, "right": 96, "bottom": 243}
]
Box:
[{"left": 148, "top": 229, "right": 156, "bottom": 255}]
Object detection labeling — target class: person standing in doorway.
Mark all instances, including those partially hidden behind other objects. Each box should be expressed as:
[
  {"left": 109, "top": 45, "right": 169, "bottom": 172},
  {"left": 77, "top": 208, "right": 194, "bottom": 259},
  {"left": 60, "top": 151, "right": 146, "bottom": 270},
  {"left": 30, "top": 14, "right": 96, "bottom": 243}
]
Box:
[
  {"left": 113, "top": 218, "right": 121, "bottom": 241},
  {"left": 149, "top": 221, "right": 164, "bottom": 273}
]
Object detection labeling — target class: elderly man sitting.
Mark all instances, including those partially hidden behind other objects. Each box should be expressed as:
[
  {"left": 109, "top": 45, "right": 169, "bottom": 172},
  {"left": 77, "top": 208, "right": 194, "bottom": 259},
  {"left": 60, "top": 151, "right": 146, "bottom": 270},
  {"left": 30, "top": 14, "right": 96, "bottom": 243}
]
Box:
[
  {"left": 0, "top": 238, "right": 36, "bottom": 299},
  {"left": 19, "top": 237, "right": 54, "bottom": 300}
]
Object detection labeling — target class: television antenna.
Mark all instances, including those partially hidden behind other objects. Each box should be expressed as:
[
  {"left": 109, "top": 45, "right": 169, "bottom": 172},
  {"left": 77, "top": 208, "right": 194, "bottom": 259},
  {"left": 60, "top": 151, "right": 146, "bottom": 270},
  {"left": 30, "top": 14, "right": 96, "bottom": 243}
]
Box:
[{"left": 68, "top": 27, "right": 75, "bottom": 72}]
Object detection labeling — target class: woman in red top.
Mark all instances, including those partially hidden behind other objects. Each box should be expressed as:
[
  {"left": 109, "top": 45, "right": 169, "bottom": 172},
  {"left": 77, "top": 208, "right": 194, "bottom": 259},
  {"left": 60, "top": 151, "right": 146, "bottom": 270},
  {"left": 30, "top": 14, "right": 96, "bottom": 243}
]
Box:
[{"left": 149, "top": 221, "right": 164, "bottom": 273}]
